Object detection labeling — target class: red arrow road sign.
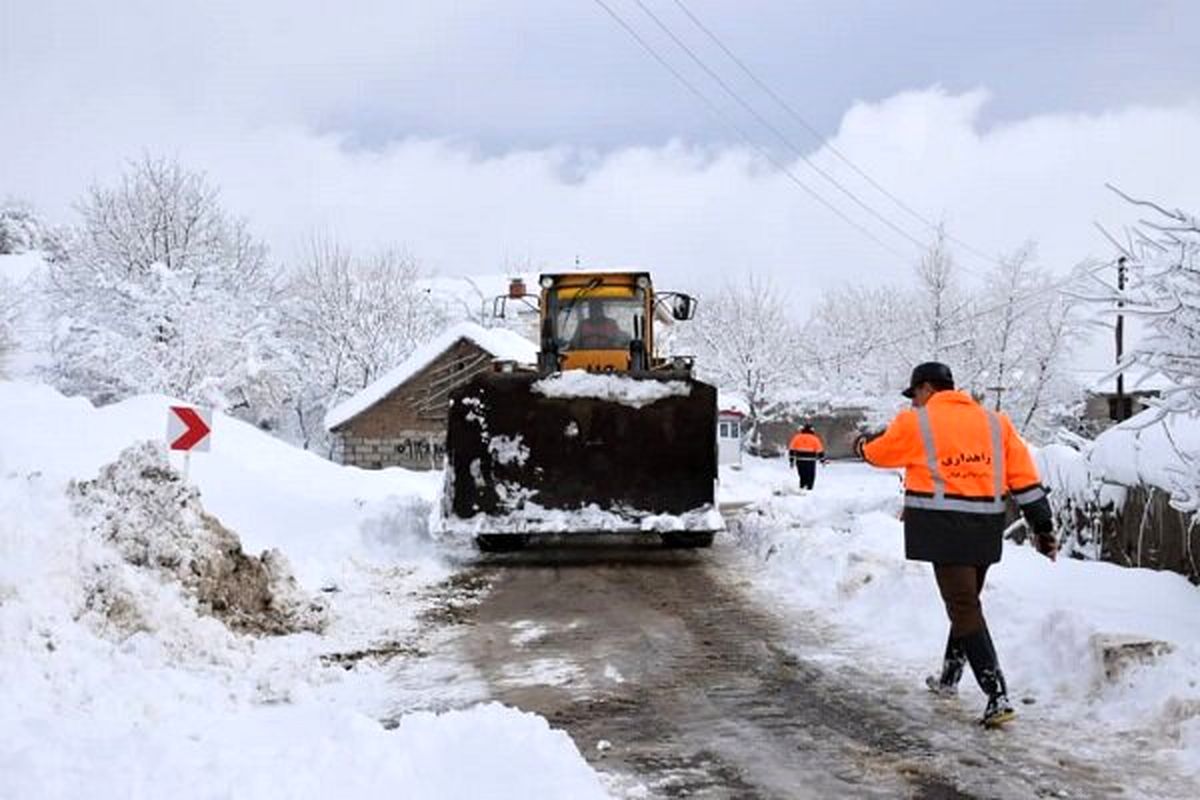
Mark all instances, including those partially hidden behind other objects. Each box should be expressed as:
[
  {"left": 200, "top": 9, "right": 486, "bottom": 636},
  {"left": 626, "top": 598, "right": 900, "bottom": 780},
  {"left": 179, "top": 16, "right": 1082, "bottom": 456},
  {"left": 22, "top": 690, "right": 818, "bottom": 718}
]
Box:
[{"left": 168, "top": 406, "right": 212, "bottom": 452}]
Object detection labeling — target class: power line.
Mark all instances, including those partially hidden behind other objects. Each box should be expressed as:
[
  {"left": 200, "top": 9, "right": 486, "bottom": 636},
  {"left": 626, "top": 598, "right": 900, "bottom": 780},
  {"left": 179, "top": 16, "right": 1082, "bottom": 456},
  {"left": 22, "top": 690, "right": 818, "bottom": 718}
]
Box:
[
  {"left": 668, "top": 0, "right": 1007, "bottom": 271},
  {"left": 590, "top": 0, "right": 910, "bottom": 260},
  {"left": 631, "top": 0, "right": 931, "bottom": 255}
]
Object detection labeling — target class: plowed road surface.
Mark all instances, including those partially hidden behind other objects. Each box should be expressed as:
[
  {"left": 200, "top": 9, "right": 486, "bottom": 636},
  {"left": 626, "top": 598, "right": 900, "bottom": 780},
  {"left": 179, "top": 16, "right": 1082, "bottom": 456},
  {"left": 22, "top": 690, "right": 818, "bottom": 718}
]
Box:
[{"left": 431, "top": 536, "right": 1184, "bottom": 799}]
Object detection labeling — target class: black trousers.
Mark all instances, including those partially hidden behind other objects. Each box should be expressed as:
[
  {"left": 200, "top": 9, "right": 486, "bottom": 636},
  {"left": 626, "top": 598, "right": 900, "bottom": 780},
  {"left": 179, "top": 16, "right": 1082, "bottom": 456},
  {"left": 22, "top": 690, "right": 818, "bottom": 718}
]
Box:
[{"left": 795, "top": 459, "right": 816, "bottom": 490}]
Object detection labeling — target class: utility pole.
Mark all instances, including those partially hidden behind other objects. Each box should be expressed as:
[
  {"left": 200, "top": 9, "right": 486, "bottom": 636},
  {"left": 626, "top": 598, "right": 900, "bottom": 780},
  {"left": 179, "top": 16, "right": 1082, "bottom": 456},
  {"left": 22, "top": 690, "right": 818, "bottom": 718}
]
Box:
[{"left": 1115, "top": 256, "right": 1127, "bottom": 420}]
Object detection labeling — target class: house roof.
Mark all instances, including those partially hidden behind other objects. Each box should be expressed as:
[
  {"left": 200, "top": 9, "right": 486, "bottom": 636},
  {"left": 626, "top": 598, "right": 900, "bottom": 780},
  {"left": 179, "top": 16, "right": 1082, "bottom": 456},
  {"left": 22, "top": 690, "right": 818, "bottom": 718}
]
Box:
[
  {"left": 324, "top": 322, "right": 538, "bottom": 432},
  {"left": 1078, "top": 365, "right": 1176, "bottom": 395}
]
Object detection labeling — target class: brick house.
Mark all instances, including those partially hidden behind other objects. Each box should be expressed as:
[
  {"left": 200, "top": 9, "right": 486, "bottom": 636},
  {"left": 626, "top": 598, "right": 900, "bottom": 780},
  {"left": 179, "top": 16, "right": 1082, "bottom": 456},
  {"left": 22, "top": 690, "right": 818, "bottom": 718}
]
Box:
[{"left": 325, "top": 322, "right": 538, "bottom": 470}]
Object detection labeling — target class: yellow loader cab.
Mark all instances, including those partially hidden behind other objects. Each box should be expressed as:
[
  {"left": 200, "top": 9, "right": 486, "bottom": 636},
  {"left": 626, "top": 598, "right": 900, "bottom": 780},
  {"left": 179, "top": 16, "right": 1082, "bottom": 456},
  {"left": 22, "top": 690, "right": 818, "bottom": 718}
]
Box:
[
  {"left": 443, "top": 270, "right": 721, "bottom": 551},
  {"left": 537, "top": 270, "right": 688, "bottom": 374}
]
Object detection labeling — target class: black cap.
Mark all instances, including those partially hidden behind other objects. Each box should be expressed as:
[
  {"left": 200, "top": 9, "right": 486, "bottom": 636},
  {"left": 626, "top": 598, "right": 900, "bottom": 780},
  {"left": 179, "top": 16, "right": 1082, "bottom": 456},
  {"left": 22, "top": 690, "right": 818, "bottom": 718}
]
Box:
[{"left": 902, "top": 362, "right": 954, "bottom": 398}]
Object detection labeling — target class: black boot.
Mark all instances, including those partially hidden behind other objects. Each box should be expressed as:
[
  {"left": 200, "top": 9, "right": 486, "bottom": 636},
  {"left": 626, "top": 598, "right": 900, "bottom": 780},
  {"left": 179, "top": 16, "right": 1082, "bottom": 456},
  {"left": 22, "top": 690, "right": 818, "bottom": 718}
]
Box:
[
  {"left": 962, "top": 628, "right": 1015, "bottom": 728},
  {"left": 924, "top": 634, "right": 966, "bottom": 696}
]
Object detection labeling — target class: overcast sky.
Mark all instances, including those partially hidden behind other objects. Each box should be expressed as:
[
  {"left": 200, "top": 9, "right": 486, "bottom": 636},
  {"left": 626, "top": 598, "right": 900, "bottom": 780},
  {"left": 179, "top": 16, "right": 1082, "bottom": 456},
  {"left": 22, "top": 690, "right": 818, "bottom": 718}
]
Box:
[{"left": 3, "top": 0, "right": 1198, "bottom": 322}]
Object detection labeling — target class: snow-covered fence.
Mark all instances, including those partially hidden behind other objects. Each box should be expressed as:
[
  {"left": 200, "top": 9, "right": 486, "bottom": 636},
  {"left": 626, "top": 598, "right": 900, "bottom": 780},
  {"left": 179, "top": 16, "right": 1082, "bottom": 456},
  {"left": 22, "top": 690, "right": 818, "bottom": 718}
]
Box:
[{"left": 1037, "top": 429, "right": 1200, "bottom": 583}]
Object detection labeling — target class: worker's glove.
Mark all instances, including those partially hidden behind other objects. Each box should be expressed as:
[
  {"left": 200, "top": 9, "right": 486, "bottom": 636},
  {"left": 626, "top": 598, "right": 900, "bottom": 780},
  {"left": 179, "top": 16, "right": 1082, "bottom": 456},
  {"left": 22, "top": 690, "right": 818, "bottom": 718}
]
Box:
[
  {"left": 852, "top": 435, "right": 868, "bottom": 460},
  {"left": 1034, "top": 530, "right": 1058, "bottom": 562},
  {"left": 820, "top": 457, "right": 829, "bottom": 466}
]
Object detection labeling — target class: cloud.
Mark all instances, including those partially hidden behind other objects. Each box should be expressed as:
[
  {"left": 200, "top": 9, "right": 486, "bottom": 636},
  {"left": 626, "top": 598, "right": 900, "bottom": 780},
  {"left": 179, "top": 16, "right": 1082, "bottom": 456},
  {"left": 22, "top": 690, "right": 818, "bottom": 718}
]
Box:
[{"left": 4, "top": 86, "right": 1198, "bottom": 316}]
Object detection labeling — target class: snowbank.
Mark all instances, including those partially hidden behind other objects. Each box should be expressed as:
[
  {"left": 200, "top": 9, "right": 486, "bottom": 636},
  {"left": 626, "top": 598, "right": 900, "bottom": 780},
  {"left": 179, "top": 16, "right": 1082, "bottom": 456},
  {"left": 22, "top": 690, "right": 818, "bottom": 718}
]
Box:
[
  {"left": 730, "top": 460, "right": 1200, "bottom": 774},
  {"left": 1037, "top": 409, "right": 1200, "bottom": 512},
  {"left": 325, "top": 321, "right": 538, "bottom": 432},
  {"left": 0, "top": 381, "right": 443, "bottom": 587},
  {"left": 1088, "top": 409, "right": 1200, "bottom": 499},
  {"left": 532, "top": 370, "right": 691, "bottom": 408},
  {"left": 0, "top": 380, "right": 612, "bottom": 798},
  {"left": 3, "top": 700, "right": 609, "bottom": 800}
]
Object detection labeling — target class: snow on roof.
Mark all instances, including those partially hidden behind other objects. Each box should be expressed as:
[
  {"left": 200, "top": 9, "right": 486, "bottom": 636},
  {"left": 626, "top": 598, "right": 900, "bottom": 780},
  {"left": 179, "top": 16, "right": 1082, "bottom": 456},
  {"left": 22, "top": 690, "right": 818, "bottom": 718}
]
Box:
[
  {"left": 324, "top": 322, "right": 538, "bottom": 432},
  {"left": 1078, "top": 365, "right": 1176, "bottom": 394},
  {"left": 717, "top": 390, "right": 750, "bottom": 416}
]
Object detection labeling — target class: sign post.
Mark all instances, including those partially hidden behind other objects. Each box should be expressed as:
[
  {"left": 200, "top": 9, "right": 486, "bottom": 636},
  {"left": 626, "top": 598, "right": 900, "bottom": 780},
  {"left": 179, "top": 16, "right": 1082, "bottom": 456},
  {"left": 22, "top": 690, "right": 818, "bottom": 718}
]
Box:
[{"left": 167, "top": 405, "right": 212, "bottom": 480}]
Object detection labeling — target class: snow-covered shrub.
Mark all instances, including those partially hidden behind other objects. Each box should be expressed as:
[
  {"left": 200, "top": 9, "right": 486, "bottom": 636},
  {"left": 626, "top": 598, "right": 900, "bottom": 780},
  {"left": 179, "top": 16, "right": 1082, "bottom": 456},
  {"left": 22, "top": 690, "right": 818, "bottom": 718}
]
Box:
[
  {"left": 45, "top": 157, "right": 292, "bottom": 426},
  {"left": 69, "top": 441, "right": 327, "bottom": 635},
  {"left": 1036, "top": 443, "right": 1121, "bottom": 559}
]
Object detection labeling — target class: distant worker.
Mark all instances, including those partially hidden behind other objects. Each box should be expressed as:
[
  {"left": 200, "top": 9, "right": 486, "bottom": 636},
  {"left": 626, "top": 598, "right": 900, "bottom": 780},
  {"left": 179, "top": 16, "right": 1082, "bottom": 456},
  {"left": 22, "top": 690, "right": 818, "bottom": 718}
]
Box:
[
  {"left": 572, "top": 299, "right": 625, "bottom": 349},
  {"left": 788, "top": 423, "right": 825, "bottom": 490},
  {"left": 854, "top": 362, "right": 1056, "bottom": 729}
]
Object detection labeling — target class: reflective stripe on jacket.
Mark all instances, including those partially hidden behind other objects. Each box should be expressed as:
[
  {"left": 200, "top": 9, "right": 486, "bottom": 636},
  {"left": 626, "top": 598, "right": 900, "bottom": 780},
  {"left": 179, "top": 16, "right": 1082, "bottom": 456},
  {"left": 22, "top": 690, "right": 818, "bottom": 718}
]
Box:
[
  {"left": 788, "top": 432, "right": 825, "bottom": 460},
  {"left": 862, "top": 391, "right": 1045, "bottom": 512},
  {"left": 862, "top": 390, "right": 1052, "bottom": 564}
]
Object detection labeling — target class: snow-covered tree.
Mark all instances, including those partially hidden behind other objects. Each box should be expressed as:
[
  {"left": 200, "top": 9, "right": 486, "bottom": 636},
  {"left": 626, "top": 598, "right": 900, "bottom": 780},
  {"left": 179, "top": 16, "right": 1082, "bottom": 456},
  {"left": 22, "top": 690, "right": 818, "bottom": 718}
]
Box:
[
  {"left": 282, "top": 235, "right": 446, "bottom": 450},
  {"left": 0, "top": 200, "right": 68, "bottom": 262},
  {"left": 1018, "top": 289, "right": 1085, "bottom": 436},
  {"left": 803, "top": 282, "right": 909, "bottom": 399},
  {"left": 1084, "top": 190, "right": 1200, "bottom": 507},
  {"left": 802, "top": 236, "right": 1083, "bottom": 437},
  {"left": 0, "top": 201, "right": 45, "bottom": 255},
  {"left": 966, "top": 244, "right": 1084, "bottom": 435},
  {"left": 46, "top": 156, "right": 290, "bottom": 424},
  {"left": 0, "top": 275, "right": 18, "bottom": 376},
  {"left": 681, "top": 275, "right": 804, "bottom": 446}
]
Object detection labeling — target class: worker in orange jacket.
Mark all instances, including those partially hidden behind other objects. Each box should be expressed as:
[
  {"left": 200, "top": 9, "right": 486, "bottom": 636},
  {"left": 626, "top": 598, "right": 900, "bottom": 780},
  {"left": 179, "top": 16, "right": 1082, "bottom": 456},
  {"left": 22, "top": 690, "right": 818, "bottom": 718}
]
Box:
[
  {"left": 788, "top": 424, "right": 826, "bottom": 490},
  {"left": 854, "top": 362, "right": 1056, "bottom": 728}
]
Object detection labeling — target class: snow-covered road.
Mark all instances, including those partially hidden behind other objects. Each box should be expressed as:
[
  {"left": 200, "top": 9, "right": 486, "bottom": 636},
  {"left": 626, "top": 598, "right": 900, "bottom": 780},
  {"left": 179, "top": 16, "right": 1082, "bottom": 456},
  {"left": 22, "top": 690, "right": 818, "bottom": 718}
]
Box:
[
  {"left": 448, "top": 529, "right": 1194, "bottom": 798},
  {"left": 5, "top": 381, "right": 1199, "bottom": 798}
]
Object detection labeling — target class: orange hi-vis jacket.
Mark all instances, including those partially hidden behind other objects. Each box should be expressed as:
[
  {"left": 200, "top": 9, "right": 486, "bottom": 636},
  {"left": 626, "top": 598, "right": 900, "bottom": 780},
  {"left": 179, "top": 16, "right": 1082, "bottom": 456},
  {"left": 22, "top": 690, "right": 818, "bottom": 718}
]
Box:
[
  {"left": 788, "top": 431, "right": 825, "bottom": 461},
  {"left": 862, "top": 390, "right": 1052, "bottom": 564}
]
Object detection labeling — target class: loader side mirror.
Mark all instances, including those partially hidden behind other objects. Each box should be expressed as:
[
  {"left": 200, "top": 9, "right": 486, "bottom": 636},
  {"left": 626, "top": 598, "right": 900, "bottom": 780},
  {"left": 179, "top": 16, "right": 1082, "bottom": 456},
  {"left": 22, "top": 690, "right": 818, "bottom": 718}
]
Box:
[{"left": 671, "top": 294, "right": 697, "bottom": 321}]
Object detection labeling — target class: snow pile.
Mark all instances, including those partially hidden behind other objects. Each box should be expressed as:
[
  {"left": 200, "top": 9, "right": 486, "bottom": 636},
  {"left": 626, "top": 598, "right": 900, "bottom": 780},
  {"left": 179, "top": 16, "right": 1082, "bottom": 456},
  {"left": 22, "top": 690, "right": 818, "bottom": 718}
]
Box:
[
  {"left": 3, "top": 698, "right": 610, "bottom": 799},
  {"left": 532, "top": 370, "right": 691, "bottom": 408},
  {"left": 325, "top": 321, "right": 537, "bottom": 431},
  {"left": 0, "top": 381, "right": 444, "bottom": 587},
  {"left": 0, "top": 380, "right": 613, "bottom": 798},
  {"left": 68, "top": 441, "right": 327, "bottom": 636},
  {"left": 729, "top": 460, "right": 1200, "bottom": 774}
]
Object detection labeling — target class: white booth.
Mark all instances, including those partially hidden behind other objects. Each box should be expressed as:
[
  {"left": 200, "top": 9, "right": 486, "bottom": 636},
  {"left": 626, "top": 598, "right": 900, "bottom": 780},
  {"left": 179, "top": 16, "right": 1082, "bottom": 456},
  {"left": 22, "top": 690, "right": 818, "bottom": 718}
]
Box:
[{"left": 717, "top": 409, "right": 745, "bottom": 467}]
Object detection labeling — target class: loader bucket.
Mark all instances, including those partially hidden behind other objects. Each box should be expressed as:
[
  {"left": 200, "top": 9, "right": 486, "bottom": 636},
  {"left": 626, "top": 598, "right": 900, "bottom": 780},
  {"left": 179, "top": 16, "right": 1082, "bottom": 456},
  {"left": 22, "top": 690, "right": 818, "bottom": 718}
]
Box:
[{"left": 441, "top": 370, "right": 720, "bottom": 537}]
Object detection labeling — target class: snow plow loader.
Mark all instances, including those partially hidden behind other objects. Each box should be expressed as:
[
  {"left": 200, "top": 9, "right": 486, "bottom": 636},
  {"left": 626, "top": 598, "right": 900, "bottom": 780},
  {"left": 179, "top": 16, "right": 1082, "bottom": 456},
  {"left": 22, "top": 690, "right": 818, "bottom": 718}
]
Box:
[{"left": 442, "top": 270, "right": 721, "bottom": 552}]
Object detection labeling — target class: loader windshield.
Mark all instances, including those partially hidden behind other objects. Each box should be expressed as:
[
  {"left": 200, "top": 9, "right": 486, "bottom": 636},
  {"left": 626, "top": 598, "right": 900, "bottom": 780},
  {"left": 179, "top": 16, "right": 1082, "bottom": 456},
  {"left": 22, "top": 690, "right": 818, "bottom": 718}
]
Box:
[{"left": 557, "top": 293, "right": 643, "bottom": 351}]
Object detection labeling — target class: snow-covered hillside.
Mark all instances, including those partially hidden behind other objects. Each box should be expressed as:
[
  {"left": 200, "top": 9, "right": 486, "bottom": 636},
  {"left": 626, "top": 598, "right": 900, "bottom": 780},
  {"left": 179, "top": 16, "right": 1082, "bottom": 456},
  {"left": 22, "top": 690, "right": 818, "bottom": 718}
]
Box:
[{"left": 0, "top": 380, "right": 611, "bottom": 799}]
